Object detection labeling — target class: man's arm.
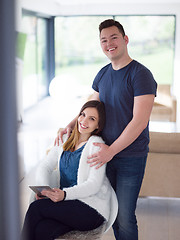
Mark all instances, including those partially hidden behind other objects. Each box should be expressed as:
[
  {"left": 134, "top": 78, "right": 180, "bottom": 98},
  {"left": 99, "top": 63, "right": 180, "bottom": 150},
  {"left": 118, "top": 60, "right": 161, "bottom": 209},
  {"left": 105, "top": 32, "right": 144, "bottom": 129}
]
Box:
[
  {"left": 89, "top": 91, "right": 100, "bottom": 101},
  {"left": 54, "top": 116, "right": 77, "bottom": 145},
  {"left": 88, "top": 94, "right": 155, "bottom": 168},
  {"left": 54, "top": 91, "right": 100, "bottom": 146}
]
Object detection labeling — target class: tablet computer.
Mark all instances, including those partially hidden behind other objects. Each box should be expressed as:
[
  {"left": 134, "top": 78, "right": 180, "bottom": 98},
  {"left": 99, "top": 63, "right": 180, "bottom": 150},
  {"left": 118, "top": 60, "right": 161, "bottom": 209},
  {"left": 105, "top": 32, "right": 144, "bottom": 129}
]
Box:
[{"left": 29, "top": 185, "right": 54, "bottom": 197}]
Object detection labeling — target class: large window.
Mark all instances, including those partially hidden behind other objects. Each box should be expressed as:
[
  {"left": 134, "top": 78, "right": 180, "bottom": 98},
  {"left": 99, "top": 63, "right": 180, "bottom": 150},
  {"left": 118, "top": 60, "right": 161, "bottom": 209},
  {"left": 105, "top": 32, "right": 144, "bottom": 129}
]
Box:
[
  {"left": 54, "top": 15, "right": 175, "bottom": 98},
  {"left": 54, "top": 16, "right": 109, "bottom": 98},
  {"left": 21, "top": 14, "right": 48, "bottom": 109},
  {"left": 116, "top": 15, "right": 175, "bottom": 85}
]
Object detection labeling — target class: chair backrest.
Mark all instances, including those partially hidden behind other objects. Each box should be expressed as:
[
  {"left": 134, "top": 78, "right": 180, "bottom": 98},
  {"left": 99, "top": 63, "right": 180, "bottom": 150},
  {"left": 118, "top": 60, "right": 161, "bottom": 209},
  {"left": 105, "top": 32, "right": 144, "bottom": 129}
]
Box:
[{"left": 104, "top": 187, "right": 118, "bottom": 232}]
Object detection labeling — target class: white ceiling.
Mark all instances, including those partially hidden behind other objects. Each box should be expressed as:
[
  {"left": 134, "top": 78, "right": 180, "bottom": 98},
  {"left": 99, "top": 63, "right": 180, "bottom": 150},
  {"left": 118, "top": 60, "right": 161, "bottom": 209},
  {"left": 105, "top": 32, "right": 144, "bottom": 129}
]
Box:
[
  {"left": 21, "top": 0, "right": 180, "bottom": 16},
  {"left": 55, "top": 0, "right": 180, "bottom": 4}
]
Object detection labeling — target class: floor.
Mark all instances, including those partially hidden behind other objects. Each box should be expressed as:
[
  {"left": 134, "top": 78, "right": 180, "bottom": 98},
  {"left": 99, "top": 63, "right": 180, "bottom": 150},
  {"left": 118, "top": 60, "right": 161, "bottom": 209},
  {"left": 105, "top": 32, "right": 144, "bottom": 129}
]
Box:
[
  {"left": 102, "top": 196, "right": 180, "bottom": 240},
  {"left": 19, "top": 96, "right": 180, "bottom": 240}
]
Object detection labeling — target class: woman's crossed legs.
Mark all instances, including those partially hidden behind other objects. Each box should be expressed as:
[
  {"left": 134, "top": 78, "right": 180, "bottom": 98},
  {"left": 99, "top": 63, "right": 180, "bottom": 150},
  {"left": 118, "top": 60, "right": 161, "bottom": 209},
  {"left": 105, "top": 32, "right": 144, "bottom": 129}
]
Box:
[{"left": 21, "top": 199, "right": 105, "bottom": 240}]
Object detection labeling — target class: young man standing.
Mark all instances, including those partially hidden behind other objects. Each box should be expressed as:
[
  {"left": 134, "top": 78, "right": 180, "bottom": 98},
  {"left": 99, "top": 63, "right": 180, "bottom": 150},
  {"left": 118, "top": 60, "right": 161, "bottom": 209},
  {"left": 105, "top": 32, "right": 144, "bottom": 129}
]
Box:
[{"left": 56, "top": 19, "right": 157, "bottom": 240}]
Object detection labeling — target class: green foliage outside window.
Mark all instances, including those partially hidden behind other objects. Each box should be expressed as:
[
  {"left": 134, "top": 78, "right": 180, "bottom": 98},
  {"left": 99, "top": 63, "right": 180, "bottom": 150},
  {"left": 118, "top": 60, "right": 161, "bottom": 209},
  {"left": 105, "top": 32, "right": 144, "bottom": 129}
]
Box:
[{"left": 55, "top": 15, "right": 175, "bottom": 86}]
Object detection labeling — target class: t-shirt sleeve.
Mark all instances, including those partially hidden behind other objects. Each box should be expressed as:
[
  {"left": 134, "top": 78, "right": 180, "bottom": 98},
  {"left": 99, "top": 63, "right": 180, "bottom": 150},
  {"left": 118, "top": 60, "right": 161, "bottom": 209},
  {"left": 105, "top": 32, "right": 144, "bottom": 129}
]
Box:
[
  {"left": 92, "top": 72, "right": 100, "bottom": 92},
  {"left": 132, "top": 68, "right": 157, "bottom": 97},
  {"left": 92, "top": 64, "right": 109, "bottom": 92}
]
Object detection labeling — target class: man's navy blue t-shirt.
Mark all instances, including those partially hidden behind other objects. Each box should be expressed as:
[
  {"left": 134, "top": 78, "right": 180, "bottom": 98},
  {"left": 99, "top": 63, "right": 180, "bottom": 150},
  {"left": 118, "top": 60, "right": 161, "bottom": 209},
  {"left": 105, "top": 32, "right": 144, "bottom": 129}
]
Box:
[{"left": 92, "top": 60, "right": 157, "bottom": 158}]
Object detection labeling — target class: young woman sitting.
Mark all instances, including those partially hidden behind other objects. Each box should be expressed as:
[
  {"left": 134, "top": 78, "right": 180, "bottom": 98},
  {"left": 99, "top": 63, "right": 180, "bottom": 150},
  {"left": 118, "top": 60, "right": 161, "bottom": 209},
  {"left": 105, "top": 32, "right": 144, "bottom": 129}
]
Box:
[{"left": 21, "top": 100, "right": 118, "bottom": 240}]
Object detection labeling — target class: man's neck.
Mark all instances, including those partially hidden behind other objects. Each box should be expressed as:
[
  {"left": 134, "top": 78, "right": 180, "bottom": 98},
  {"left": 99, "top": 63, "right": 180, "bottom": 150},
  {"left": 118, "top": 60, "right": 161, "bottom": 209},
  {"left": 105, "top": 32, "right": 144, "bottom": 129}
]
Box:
[{"left": 112, "top": 56, "right": 133, "bottom": 70}]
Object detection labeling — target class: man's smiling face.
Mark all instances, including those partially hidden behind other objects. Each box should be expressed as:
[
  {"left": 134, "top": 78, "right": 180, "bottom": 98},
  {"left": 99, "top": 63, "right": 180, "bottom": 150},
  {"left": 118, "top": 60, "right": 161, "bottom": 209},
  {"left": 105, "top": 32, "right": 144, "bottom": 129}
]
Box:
[{"left": 100, "top": 26, "right": 128, "bottom": 63}]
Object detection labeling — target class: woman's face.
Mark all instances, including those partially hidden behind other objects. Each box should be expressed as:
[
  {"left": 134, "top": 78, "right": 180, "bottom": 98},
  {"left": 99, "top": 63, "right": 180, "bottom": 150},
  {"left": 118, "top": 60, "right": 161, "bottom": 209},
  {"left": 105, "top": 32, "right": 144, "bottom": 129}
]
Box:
[{"left": 78, "top": 107, "right": 99, "bottom": 136}]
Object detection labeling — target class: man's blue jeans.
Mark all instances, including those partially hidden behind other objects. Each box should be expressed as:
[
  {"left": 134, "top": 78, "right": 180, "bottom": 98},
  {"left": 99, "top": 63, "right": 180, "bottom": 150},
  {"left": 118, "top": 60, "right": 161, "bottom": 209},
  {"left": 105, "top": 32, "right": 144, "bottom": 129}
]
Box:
[{"left": 106, "top": 155, "right": 147, "bottom": 240}]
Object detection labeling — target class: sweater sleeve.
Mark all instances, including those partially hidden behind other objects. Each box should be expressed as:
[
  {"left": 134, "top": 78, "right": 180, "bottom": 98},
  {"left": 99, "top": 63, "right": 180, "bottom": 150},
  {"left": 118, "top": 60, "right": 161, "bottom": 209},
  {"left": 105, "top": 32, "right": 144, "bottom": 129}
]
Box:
[
  {"left": 63, "top": 136, "right": 107, "bottom": 200},
  {"left": 35, "top": 145, "right": 62, "bottom": 185}
]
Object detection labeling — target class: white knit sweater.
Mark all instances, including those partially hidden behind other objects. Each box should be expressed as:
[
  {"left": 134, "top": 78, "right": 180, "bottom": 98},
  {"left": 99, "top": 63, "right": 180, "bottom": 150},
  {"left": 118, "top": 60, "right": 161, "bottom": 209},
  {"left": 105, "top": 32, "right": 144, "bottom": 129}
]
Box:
[{"left": 35, "top": 135, "right": 118, "bottom": 231}]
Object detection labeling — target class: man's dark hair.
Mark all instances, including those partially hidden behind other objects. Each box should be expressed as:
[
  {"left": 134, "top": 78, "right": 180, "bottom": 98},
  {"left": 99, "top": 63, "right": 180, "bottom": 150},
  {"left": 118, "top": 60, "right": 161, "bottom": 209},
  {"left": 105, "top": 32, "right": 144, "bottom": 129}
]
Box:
[{"left": 99, "top": 19, "right": 125, "bottom": 37}]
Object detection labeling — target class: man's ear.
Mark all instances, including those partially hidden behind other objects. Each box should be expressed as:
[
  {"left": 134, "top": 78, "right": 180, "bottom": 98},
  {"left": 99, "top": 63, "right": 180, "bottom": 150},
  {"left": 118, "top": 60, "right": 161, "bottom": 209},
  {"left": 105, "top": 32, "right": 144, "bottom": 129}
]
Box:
[{"left": 124, "top": 35, "right": 129, "bottom": 44}]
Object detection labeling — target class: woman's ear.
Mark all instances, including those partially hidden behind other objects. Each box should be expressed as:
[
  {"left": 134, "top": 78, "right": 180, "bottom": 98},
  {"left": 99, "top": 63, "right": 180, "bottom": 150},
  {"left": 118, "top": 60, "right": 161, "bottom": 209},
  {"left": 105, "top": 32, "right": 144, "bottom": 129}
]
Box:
[{"left": 92, "top": 128, "right": 99, "bottom": 135}]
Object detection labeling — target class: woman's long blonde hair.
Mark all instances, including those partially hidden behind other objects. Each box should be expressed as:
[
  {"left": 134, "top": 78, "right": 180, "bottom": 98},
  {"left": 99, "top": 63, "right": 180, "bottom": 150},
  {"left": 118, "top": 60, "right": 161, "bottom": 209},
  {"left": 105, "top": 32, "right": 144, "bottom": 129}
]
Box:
[{"left": 63, "top": 100, "right": 105, "bottom": 152}]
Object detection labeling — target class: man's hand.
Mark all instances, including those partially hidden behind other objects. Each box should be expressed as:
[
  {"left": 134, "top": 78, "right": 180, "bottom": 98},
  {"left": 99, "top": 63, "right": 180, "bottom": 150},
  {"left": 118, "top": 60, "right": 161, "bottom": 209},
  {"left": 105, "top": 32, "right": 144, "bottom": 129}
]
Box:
[
  {"left": 54, "top": 127, "right": 72, "bottom": 146},
  {"left": 87, "top": 143, "right": 114, "bottom": 169},
  {"left": 41, "top": 188, "right": 65, "bottom": 202}
]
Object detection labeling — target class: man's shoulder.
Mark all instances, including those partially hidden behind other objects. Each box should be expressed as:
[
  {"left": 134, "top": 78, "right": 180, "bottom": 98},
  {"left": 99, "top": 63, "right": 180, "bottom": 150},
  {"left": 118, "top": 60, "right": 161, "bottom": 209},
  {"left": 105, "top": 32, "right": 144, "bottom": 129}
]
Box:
[
  {"left": 130, "top": 60, "right": 151, "bottom": 73},
  {"left": 98, "top": 63, "right": 111, "bottom": 75},
  {"left": 92, "top": 63, "right": 111, "bottom": 88}
]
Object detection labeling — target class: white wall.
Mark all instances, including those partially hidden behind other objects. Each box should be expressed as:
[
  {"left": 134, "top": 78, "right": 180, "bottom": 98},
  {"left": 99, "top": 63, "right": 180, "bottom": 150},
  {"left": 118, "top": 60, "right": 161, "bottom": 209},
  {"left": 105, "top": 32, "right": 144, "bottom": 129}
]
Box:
[
  {"left": 16, "top": 0, "right": 23, "bottom": 121},
  {"left": 173, "top": 12, "right": 180, "bottom": 131},
  {"left": 18, "top": 0, "right": 180, "bottom": 131},
  {"left": 21, "top": 0, "right": 58, "bottom": 16}
]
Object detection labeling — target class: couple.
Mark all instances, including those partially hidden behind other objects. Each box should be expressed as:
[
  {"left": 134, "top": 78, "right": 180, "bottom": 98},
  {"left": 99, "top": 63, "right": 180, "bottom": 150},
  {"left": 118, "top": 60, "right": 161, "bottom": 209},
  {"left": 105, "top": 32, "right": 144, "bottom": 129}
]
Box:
[{"left": 22, "top": 19, "right": 157, "bottom": 240}]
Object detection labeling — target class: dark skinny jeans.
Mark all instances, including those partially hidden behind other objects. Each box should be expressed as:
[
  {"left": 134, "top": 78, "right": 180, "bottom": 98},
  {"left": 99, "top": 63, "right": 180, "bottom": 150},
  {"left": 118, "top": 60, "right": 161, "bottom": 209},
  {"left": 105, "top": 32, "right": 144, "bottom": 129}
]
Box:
[{"left": 21, "top": 199, "right": 105, "bottom": 240}]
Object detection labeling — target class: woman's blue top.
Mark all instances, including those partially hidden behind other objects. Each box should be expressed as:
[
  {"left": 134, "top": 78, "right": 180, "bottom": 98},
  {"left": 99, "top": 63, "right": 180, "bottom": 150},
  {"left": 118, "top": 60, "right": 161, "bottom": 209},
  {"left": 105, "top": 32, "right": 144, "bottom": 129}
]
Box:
[{"left": 59, "top": 144, "right": 86, "bottom": 189}]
